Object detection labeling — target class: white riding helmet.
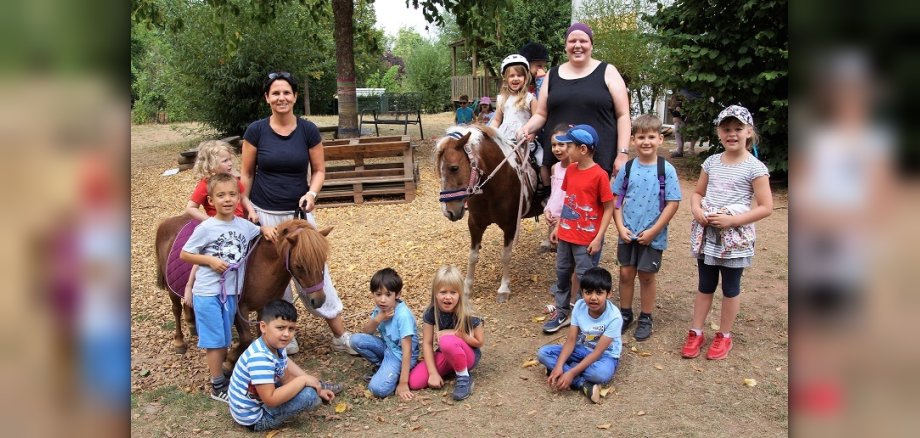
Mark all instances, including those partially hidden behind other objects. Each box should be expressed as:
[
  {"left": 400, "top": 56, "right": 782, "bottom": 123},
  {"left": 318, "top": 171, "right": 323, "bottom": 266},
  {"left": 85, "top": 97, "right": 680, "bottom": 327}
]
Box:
[{"left": 500, "top": 54, "right": 529, "bottom": 75}]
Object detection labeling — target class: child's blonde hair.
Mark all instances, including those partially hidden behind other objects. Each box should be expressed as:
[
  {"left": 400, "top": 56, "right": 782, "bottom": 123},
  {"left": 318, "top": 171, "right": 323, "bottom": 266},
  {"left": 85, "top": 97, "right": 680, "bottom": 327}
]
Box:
[
  {"left": 193, "top": 140, "right": 234, "bottom": 179},
  {"left": 499, "top": 64, "right": 532, "bottom": 111},
  {"left": 430, "top": 266, "right": 475, "bottom": 335},
  {"left": 631, "top": 114, "right": 662, "bottom": 135}
]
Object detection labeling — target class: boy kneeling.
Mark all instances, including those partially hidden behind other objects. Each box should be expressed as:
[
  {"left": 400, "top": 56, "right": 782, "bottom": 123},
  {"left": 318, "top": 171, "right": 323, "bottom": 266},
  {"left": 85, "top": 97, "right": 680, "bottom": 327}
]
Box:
[
  {"left": 229, "top": 300, "right": 343, "bottom": 431},
  {"left": 537, "top": 267, "right": 622, "bottom": 403}
]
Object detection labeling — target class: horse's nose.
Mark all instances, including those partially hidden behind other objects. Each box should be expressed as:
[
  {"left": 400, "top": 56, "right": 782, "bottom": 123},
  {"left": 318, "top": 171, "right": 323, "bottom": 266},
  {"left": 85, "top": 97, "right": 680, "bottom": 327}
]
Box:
[{"left": 310, "top": 295, "right": 326, "bottom": 310}]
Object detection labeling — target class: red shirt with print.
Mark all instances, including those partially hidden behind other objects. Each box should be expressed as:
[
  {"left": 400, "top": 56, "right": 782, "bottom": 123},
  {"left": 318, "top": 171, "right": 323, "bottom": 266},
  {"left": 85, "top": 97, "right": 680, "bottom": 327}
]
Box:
[{"left": 557, "top": 163, "right": 613, "bottom": 246}]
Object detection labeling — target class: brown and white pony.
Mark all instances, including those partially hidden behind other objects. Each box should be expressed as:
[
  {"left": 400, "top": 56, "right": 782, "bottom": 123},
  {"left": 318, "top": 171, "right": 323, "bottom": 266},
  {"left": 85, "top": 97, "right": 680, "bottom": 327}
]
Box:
[
  {"left": 436, "top": 125, "right": 542, "bottom": 302},
  {"left": 155, "top": 216, "right": 330, "bottom": 364}
]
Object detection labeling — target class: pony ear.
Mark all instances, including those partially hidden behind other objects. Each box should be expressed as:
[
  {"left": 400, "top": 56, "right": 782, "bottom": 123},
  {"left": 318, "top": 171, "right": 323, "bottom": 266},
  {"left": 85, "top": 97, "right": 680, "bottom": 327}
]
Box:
[
  {"left": 318, "top": 226, "right": 333, "bottom": 237},
  {"left": 453, "top": 131, "right": 472, "bottom": 150},
  {"left": 284, "top": 226, "right": 305, "bottom": 245}
]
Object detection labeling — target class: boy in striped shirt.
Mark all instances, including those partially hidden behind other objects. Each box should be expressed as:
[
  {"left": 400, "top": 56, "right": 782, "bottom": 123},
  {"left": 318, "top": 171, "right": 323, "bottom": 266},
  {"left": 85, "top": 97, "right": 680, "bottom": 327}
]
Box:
[{"left": 228, "top": 300, "right": 343, "bottom": 431}]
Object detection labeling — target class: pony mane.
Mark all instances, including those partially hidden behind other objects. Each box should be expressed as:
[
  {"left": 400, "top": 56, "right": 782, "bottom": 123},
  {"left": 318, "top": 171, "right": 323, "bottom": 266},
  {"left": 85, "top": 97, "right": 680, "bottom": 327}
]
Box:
[
  {"left": 435, "top": 125, "right": 513, "bottom": 162},
  {"left": 275, "top": 220, "right": 328, "bottom": 277}
]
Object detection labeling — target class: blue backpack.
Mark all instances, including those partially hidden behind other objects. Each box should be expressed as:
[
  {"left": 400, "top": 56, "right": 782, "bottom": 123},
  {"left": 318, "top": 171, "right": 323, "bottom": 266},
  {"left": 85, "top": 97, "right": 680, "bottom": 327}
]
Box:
[{"left": 614, "top": 157, "right": 667, "bottom": 211}]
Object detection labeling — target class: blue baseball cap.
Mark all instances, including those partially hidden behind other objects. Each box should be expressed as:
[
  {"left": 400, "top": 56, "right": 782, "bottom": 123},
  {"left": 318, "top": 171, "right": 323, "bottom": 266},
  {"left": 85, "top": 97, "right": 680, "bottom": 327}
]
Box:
[{"left": 557, "top": 124, "right": 599, "bottom": 149}]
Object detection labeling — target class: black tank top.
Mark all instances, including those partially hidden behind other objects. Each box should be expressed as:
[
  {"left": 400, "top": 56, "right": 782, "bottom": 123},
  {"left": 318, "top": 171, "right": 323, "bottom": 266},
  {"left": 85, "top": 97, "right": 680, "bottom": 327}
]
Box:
[{"left": 540, "top": 62, "right": 619, "bottom": 176}]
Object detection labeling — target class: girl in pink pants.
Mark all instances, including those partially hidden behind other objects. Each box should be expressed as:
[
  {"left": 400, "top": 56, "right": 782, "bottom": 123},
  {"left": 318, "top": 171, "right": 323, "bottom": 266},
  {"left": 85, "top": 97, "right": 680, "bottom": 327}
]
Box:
[{"left": 408, "top": 266, "right": 484, "bottom": 401}]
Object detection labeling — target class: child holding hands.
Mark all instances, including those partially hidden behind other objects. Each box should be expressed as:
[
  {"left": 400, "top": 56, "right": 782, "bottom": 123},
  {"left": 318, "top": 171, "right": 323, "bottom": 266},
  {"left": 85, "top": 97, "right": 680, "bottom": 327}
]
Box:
[
  {"left": 408, "top": 266, "right": 484, "bottom": 401},
  {"left": 349, "top": 268, "right": 420, "bottom": 399}
]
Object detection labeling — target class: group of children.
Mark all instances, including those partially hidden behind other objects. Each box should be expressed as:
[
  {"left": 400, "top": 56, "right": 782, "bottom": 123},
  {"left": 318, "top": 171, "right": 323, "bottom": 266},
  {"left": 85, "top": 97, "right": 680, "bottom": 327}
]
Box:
[{"left": 177, "top": 84, "right": 772, "bottom": 428}]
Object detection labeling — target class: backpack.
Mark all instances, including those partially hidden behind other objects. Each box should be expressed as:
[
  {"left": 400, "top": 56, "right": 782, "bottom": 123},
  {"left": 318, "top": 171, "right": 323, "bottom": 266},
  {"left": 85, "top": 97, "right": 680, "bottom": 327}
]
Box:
[{"left": 614, "top": 157, "right": 667, "bottom": 211}]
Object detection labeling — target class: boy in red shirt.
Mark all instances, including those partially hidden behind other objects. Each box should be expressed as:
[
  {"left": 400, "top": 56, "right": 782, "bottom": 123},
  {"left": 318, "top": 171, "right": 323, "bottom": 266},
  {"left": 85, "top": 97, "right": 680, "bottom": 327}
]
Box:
[{"left": 543, "top": 124, "right": 614, "bottom": 333}]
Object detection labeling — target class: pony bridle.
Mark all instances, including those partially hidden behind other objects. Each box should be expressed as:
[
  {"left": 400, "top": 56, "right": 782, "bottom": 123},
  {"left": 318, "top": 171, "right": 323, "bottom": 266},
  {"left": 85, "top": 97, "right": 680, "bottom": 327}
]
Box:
[
  {"left": 285, "top": 245, "right": 324, "bottom": 295},
  {"left": 438, "top": 131, "right": 524, "bottom": 203}
]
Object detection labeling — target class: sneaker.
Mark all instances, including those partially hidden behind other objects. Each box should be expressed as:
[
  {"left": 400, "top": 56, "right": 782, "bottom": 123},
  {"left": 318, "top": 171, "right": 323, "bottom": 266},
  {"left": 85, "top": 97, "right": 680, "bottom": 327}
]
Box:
[
  {"left": 634, "top": 314, "right": 653, "bottom": 341},
  {"left": 581, "top": 382, "right": 600, "bottom": 404},
  {"left": 453, "top": 375, "right": 474, "bottom": 401},
  {"left": 285, "top": 337, "right": 300, "bottom": 355},
  {"left": 620, "top": 311, "right": 634, "bottom": 334},
  {"left": 210, "top": 385, "right": 230, "bottom": 404},
  {"left": 542, "top": 311, "right": 570, "bottom": 333},
  {"left": 680, "top": 330, "right": 706, "bottom": 359},
  {"left": 320, "top": 380, "right": 345, "bottom": 395},
  {"left": 331, "top": 331, "right": 359, "bottom": 356},
  {"left": 706, "top": 333, "right": 733, "bottom": 360}
]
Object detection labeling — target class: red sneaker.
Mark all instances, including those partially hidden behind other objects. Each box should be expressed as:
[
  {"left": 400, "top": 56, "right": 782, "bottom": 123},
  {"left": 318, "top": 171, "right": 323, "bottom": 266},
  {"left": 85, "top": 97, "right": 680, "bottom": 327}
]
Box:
[
  {"left": 706, "top": 332, "right": 733, "bottom": 360},
  {"left": 680, "top": 330, "right": 706, "bottom": 358}
]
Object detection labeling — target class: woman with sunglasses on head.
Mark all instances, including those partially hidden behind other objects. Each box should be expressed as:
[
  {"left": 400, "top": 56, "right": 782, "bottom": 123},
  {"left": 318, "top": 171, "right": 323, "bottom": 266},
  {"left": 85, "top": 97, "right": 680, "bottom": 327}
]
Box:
[{"left": 241, "top": 71, "right": 358, "bottom": 356}]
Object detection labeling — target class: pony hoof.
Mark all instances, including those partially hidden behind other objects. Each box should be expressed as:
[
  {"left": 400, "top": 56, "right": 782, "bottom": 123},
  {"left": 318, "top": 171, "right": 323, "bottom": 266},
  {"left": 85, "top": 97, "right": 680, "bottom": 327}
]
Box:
[
  {"left": 496, "top": 293, "right": 509, "bottom": 303},
  {"left": 173, "top": 345, "right": 188, "bottom": 355}
]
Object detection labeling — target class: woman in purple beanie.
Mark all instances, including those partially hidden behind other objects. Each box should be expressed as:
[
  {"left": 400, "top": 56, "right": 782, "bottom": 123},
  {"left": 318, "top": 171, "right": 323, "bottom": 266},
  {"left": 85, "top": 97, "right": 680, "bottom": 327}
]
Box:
[{"left": 517, "top": 22, "right": 632, "bottom": 178}]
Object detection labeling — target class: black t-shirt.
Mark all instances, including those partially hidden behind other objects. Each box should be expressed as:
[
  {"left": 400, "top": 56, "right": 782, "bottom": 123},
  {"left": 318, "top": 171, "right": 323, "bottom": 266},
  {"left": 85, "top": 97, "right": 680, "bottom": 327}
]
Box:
[{"left": 243, "top": 117, "right": 322, "bottom": 211}]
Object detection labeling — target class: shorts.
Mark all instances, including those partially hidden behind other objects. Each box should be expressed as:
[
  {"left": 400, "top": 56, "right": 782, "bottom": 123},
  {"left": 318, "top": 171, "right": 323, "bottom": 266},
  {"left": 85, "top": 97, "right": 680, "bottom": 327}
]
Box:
[
  {"left": 617, "top": 241, "right": 663, "bottom": 273},
  {"left": 697, "top": 259, "right": 744, "bottom": 298},
  {"left": 193, "top": 294, "right": 237, "bottom": 348}
]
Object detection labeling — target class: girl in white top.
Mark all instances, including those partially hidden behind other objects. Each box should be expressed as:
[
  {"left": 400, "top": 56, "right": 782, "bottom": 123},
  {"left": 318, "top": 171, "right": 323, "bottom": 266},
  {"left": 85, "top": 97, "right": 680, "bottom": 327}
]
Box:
[{"left": 490, "top": 53, "right": 546, "bottom": 185}]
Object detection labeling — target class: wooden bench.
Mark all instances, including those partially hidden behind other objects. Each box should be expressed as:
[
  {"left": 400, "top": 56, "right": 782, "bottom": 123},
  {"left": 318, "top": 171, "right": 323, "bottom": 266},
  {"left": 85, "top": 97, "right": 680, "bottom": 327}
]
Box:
[
  {"left": 316, "top": 135, "right": 418, "bottom": 207},
  {"left": 358, "top": 93, "right": 424, "bottom": 138}
]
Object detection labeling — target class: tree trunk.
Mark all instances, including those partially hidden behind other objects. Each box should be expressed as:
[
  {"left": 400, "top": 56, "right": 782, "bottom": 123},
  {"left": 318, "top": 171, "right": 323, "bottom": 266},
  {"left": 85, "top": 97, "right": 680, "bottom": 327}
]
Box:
[
  {"left": 332, "top": 0, "right": 359, "bottom": 138},
  {"left": 636, "top": 88, "right": 645, "bottom": 114},
  {"left": 303, "top": 78, "right": 311, "bottom": 116}
]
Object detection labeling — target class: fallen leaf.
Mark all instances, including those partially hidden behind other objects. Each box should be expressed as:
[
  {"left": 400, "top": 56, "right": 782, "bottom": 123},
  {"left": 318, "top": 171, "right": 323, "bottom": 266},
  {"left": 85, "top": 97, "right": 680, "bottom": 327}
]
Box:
[
  {"left": 191, "top": 429, "right": 201, "bottom": 434},
  {"left": 639, "top": 352, "right": 652, "bottom": 357},
  {"left": 532, "top": 316, "right": 546, "bottom": 322},
  {"left": 743, "top": 378, "right": 758, "bottom": 387},
  {"left": 521, "top": 359, "right": 539, "bottom": 368},
  {"left": 364, "top": 389, "right": 374, "bottom": 399},
  {"left": 265, "top": 431, "right": 280, "bottom": 438},
  {"left": 140, "top": 369, "right": 151, "bottom": 377},
  {"left": 375, "top": 416, "right": 386, "bottom": 423},
  {"left": 409, "top": 424, "right": 421, "bottom": 431},
  {"left": 335, "top": 402, "right": 349, "bottom": 414},
  {"left": 599, "top": 386, "right": 614, "bottom": 397},
  {"left": 654, "top": 363, "right": 663, "bottom": 370},
  {"left": 527, "top": 410, "right": 537, "bottom": 415},
  {"left": 519, "top": 375, "right": 529, "bottom": 380},
  {"left": 630, "top": 346, "right": 638, "bottom": 352},
  {"left": 776, "top": 367, "right": 782, "bottom": 371},
  {"left": 710, "top": 321, "right": 720, "bottom": 331},
  {"left": 531, "top": 275, "right": 538, "bottom": 282},
  {"left": 596, "top": 423, "right": 612, "bottom": 430},
  {"left": 637, "top": 411, "right": 646, "bottom": 416}
]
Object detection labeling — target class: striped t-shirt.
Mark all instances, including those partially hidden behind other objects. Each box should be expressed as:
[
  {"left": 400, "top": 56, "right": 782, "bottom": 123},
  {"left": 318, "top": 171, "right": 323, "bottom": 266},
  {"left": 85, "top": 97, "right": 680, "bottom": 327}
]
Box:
[
  {"left": 228, "top": 337, "right": 287, "bottom": 426},
  {"left": 699, "top": 153, "right": 769, "bottom": 267}
]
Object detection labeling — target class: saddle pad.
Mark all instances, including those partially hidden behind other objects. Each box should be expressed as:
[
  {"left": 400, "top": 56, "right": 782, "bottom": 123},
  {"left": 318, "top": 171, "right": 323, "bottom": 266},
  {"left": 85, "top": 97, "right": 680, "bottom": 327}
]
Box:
[{"left": 165, "top": 219, "right": 201, "bottom": 296}]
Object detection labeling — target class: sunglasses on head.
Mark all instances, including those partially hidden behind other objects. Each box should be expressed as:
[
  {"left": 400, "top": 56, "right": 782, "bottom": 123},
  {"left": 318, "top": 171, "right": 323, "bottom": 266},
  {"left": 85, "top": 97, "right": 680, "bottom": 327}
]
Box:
[{"left": 268, "top": 71, "right": 292, "bottom": 80}]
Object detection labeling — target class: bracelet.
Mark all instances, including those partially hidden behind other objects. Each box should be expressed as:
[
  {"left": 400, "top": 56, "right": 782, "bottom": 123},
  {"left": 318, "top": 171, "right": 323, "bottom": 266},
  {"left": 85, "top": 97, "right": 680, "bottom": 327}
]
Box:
[
  {"left": 307, "top": 191, "right": 318, "bottom": 198},
  {"left": 619, "top": 149, "right": 629, "bottom": 155}
]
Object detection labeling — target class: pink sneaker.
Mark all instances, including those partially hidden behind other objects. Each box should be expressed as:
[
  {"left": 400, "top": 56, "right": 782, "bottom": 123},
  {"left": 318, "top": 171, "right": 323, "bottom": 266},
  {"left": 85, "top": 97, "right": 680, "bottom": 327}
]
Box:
[
  {"left": 681, "top": 330, "right": 706, "bottom": 359},
  {"left": 706, "top": 333, "right": 733, "bottom": 360}
]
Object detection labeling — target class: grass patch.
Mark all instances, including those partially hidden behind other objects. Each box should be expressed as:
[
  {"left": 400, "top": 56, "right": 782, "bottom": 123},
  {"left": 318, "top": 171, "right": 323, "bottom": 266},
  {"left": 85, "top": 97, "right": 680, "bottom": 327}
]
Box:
[
  {"left": 161, "top": 320, "right": 176, "bottom": 331},
  {"left": 133, "top": 313, "right": 152, "bottom": 322}
]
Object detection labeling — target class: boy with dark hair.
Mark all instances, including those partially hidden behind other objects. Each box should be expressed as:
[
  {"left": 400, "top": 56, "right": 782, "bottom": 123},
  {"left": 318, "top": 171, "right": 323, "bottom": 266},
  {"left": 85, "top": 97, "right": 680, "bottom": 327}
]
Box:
[
  {"left": 349, "top": 268, "right": 420, "bottom": 400},
  {"left": 455, "top": 95, "right": 473, "bottom": 125},
  {"left": 537, "top": 267, "right": 622, "bottom": 403},
  {"left": 228, "top": 300, "right": 343, "bottom": 431},
  {"left": 612, "top": 114, "right": 681, "bottom": 341},
  {"left": 542, "top": 124, "right": 615, "bottom": 333},
  {"left": 181, "top": 172, "right": 268, "bottom": 403}
]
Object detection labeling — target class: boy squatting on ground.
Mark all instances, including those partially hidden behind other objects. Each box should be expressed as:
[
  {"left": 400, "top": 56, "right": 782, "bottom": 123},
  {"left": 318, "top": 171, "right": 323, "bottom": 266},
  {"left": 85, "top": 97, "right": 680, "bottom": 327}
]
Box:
[
  {"left": 228, "top": 300, "right": 344, "bottom": 431},
  {"left": 542, "top": 124, "right": 614, "bottom": 334},
  {"left": 180, "top": 172, "right": 269, "bottom": 403},
  {"left": 612, "top": 114, "right": 682, "bottom": 341},
  {"left": 348, "top": 268, "right": 420, "bottom": 400},
  {"left": 537, "top": 267, "right": 622, "bottom": 403}
]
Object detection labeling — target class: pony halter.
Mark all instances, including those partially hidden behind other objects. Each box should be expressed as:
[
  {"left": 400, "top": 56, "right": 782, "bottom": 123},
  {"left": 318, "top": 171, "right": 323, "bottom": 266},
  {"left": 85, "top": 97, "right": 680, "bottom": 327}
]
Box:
[{"left": 438, "top": 130, "right": 525, "bottom": 203}]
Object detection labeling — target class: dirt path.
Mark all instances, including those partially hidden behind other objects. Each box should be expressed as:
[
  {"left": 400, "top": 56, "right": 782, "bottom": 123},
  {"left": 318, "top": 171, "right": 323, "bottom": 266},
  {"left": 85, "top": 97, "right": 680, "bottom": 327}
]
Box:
[{"left": 130, "top": 116, "right": 787, "bottom": 436}]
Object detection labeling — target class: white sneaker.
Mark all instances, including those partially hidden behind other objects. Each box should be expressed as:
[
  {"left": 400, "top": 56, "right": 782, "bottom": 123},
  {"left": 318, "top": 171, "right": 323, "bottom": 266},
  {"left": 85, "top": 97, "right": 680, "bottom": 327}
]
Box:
[
  {"left": 331, "top": 331, "right": 359, "bottom": 355},
  {"left": 285, "top": 337, "right": 300, "bottom": 355}
]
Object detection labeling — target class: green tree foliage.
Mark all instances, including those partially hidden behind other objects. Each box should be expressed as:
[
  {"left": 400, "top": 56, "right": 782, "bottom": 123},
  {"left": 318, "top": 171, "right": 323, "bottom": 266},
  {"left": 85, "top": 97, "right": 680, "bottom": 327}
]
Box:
[
  {"left": 404, "top": 40, "right": 451, "bottom": 112},
  {"left": 577, "top": 0, "right": 673, "bottom": 115},
  {"left": 477, "top": 0, "right": 571, "bottom": 75},
  {"left": 647, "top": 0, "right": 788, "bottom": 174},
  {"left": 131, "top": 25, "right": 170, "bottom": 123},
  {"left": 366, "top": 65, "right": 403, "bottom": 92},
  {"left": 391, "top": 27, "right": 425, "bottom": 61}
]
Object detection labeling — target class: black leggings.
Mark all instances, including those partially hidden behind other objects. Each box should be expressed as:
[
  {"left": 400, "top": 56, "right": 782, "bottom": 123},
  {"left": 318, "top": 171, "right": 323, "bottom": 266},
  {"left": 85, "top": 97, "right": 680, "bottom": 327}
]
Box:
[{"left": 697, "top": 259, "right": 744, "bottom": 298}]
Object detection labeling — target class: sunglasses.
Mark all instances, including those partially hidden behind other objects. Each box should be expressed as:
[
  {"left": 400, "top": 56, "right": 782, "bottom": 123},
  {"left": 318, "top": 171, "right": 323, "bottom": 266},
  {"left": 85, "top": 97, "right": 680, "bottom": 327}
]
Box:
[{"left": 268, "top": 71, "right": 293, "bottom": 80}]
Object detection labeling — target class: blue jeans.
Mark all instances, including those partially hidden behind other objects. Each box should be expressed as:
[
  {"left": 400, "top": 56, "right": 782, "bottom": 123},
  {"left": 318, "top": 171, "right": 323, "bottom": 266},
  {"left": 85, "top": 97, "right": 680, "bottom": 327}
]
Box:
[
  {"left": 552, "top": 241, "right": 599, "bottom": 313},
  {"left": 252, "top": 386, "right": 320, "bottom": 432},
  {"left": 350, "top": 333, "right": 417, "bottom": 398},
  {"left": 536, "top": 344, "right": 618, "bottom": 389}
]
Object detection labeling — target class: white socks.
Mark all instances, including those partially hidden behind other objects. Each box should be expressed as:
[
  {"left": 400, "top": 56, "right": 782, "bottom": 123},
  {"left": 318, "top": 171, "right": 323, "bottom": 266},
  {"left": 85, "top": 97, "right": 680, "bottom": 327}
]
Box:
[{"left": 455, "top": 369, "right": 469, "bottom": 377}]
